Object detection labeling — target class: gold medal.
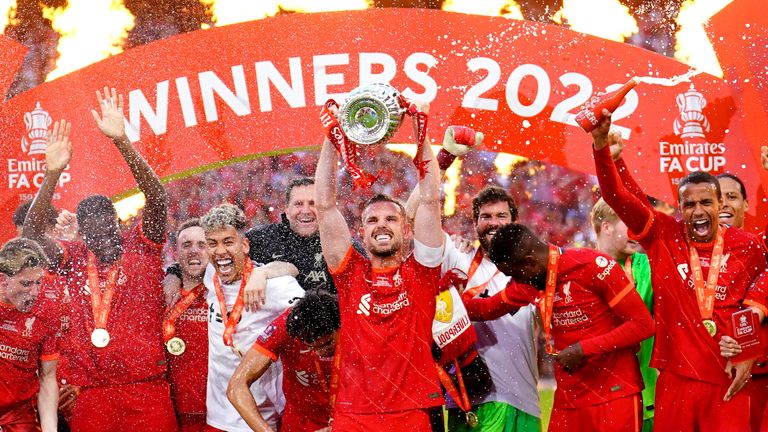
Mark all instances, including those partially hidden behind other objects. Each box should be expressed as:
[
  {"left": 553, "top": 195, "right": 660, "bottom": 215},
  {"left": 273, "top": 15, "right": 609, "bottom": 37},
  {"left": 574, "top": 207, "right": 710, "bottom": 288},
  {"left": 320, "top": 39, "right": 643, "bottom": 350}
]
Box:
[
  {"left": 166, "top": 337, "right": 186, "bottom": 356},
  {"left": 91, "top": 328, "right": 110, "bottom": 348},
  {"left": 703, "top": 319, "right": 717, "bottom": 337},
  {"left": 466, "top": 411, "right": 479, "bottom": 428}
]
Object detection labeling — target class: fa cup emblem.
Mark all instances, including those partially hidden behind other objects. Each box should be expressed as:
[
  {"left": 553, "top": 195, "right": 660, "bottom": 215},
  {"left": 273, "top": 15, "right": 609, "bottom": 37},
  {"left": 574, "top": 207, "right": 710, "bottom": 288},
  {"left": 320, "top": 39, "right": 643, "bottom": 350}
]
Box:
[
  {"left": 22, "top": 102, "right": 52, "bottom": 155},
  {"left": 674, "top": 84, "right": 711, "bottom": 139}
]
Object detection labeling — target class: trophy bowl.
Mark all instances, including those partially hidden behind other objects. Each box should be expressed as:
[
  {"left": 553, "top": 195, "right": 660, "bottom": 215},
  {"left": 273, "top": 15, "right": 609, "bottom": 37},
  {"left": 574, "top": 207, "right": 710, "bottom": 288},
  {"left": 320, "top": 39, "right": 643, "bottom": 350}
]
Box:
[{"left": 338, "top": 83, "right": 407, "bottom": 146}]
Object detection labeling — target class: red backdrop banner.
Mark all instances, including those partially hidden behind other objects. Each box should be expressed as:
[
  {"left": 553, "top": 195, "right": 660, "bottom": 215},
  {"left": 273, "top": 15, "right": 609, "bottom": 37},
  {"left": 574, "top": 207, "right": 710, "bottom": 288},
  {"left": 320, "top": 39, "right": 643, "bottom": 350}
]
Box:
[{"left": 0, "top": 8, "right": 763, "bottom": 241}]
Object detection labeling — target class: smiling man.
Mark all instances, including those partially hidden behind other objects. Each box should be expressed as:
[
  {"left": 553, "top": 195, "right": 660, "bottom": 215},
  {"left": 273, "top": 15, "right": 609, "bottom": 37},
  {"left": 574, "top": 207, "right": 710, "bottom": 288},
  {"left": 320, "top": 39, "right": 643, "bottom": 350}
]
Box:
[
  {"left": 200, "top": 203, "right": 304, "bottom": 432},
  {"left": 590, "top": 109, "right": 768, "bottom": 432},
  {"left": 716, "top": 174, "right": 748, "bottom": 229}
]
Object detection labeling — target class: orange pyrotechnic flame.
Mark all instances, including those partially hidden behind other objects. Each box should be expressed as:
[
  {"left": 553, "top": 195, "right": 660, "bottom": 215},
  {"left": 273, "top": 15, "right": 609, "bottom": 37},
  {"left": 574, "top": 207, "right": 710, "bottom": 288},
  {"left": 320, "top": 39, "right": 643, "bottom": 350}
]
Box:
[
  {"left": 552, "top": 0, "right": 638, "bottom": 42},
  {"left": 43, "top": 0, "right": 135, "bottom": 81},
  {"left": 386, "top": 144, "right": 462, "bottom": 217},
  {"left": 494, "top": 152, "right": 528, "bottom": 178},
  {"left": 1, "top": 0, "right": 16, "bottom": 33},
  {"left": 674, "top": 0, "right": 732, "bottom": 77},
  {"left": 203, "top": 0, "right": 372, "bottom": 27},
  {"left": 441, "top": 0, "right": 523, "bottom": 19}
]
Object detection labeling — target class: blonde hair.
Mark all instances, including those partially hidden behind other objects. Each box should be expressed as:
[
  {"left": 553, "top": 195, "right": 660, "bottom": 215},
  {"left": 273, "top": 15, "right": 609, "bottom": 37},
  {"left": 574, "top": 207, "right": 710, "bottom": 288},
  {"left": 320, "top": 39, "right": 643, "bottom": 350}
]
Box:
[
  {"left": 590, "top": 198, "right": 620, "bottom": 235},
  {"left": 201, "top": 204, "right": 246, "bottom": 234},
  {"left": 0, "top": 238, "right": 49, "bottom": 276}
]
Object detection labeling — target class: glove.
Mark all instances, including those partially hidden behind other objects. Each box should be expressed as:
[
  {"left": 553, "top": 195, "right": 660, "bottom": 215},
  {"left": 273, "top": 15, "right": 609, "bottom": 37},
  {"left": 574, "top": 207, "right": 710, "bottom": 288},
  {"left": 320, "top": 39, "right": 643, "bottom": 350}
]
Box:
[{"left": 437, "top": 126, "right": 484, "bottom": 170}]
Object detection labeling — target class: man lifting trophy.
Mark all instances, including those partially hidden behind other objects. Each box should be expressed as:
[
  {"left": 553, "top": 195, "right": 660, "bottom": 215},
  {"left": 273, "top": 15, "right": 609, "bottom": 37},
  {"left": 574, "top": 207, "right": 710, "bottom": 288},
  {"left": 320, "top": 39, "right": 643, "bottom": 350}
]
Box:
[{"left": 319, "top": 82, "right": 428, "bottom": 189}]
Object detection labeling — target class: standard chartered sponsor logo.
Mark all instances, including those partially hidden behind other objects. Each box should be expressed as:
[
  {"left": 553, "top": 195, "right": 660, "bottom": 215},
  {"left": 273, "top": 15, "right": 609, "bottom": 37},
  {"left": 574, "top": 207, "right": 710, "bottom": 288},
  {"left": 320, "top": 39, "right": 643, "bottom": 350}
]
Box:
[
  {"left": 372, "top": 292, "right": 410, "bottom": 315},
  {"left": 0, "top": 344, "right": 30, "bottom": 362},
  {"left": 180, "top": 307, "right": 208, "bottom": 322},
  {"left": 296, "top": 370, "right": 310, "bottom": 387},
  {"left": 553, "top": 308, "right": 589, "bottom": 327},
  {"left": 356, "top": 293, "right": 372, "bottom": 316}
]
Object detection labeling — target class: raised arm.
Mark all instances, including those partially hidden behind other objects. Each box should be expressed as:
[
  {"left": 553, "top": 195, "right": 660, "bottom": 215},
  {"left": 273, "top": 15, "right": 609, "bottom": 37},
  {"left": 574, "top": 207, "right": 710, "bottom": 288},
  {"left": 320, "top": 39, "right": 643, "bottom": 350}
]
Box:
[
  {"left": 91, "top": 87, "right": 167, "bottom": 244},
  {"left": 609, "top": 131, "right": 651, "bottom": 209},
  {"left": 591, "top": 110, "right": 653, "bottom": 236},
  {"left": 22, "top": 121, "right": 71, "bottom": 267},
  {"left": 315, "top": 137, "right": 352, "bottom": 271},
  {"left": 413, "top": 106, "right": 442, "bottom": 249},
  {"left": 226, "top": 348, "right": 274, "bottom": 432}
]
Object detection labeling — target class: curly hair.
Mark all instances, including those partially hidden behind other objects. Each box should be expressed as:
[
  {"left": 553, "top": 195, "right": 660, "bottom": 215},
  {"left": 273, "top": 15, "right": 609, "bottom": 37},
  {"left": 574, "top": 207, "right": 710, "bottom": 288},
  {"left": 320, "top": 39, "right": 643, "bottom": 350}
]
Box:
[
  {"left": 201, "top": 204, "right": 246, "bottom": 233},
  {"left": 0, "top": 238, "right": 49, "bottom": 276},
  {"left": 286, "top": 290, "right": 340, "bottom": 344}
]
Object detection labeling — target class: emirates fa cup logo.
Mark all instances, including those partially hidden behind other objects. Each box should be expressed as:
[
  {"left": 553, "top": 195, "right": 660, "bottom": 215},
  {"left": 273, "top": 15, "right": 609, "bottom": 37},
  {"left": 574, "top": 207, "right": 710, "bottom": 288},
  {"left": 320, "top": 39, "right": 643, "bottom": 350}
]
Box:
[
  {"left": 674, "top": 84, "right": 711, "bottom": 139},
  {"left": 21, "top": 102, "right": 52, "bottom": 156}
]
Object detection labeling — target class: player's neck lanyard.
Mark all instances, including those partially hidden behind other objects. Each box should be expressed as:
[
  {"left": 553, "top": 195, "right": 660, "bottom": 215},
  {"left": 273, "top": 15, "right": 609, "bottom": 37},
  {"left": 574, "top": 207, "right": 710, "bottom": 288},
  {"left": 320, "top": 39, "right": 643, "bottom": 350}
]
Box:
[
  {"left": 213, "top": 259, "right": 253, "bottom": 348},
  {"left": 623, "top": 255, "right": 635, "bottom": 286},
  {"left": 539, "top": 244, "right": 560, "bottom": 355},
  {"left": 162, "top": 283, "right": 205, "bottom": 342},
  {"left": 689, "top": 226, "right": 726, "bottom": 331},
  {"left": 315, "top": 351, "right": 341, "bottom": 409},
  {"left": 87, "top": 252, "right": 120, "bottom": 334},
  {"left": 462, "top": 249, "right": 500, "bottom": 299},
  {"left": 435, "top": 359, "right": 473, "bottom": 417}
]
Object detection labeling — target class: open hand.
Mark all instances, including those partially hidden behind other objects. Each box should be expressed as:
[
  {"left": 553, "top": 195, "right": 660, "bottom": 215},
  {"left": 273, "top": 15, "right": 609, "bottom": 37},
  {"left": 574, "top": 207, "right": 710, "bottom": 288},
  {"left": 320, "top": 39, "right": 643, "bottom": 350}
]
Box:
[
  {"left": 45, "top": 120, "right": 72, "bottom": 172},
  {"left": 244, "top": 269, "right": 267, "bottom": 312},
  {"left": 91, "top": 87, "right": 126, "bottom": 140}
]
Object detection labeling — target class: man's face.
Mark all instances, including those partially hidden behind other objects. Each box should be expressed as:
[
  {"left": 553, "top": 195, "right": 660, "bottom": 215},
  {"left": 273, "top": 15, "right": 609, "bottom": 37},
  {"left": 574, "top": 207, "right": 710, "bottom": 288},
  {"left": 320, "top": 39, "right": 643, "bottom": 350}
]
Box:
[
  {"left": 360, "top": 201, "right": 408, "bottom": 259},
  {"left": 177, "top": 226, "right": 208, "bottom": 281},
  {"left": 305, "top": 331, "right": 338, "bottom": 358},
  {"left": 679, "top": 182, "right": 721, "bottom": 243},
  {"left": 475, "top": 200, "right": 514, "bottom": 252},
  {"left": 206, "top": 226, "right": 250, "bottom": 284},
  {"left": 1, "top": 267, "right": 44, "bottom": 313},
  {"left": 80, "top": 216, "right": 123, "bottom": 264},
  {"left": 601, "top": 220, "right": 639, "bottom": 259},
  {"left": 285, "top": 185, "right": 318, "bottom": 237},
  {"left": 718, "top": 177, "right": 748, "bottom": 228}
]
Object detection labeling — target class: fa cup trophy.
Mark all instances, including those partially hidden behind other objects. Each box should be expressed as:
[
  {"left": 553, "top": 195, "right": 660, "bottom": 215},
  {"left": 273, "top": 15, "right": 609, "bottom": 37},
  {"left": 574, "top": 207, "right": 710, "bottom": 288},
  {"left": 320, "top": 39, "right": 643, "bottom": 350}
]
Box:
[{"left": 320, "top": 83, "right": 426, "bottom": 189}]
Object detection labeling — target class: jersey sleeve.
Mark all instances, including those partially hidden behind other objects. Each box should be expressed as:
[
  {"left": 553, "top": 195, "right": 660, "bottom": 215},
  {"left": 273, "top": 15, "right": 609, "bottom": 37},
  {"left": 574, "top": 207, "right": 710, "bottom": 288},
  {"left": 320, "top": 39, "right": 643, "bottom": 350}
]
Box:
[
  {"left": 254, "top": 311, "right": 291, "bottom": 362},
  {"left": 579, "top": 256, "right": 655, "bottom": 356},
  {"left": 593, "top": 143, "right": 655, "bottom": 240},
  {"left": 414, "top": 238, "right": 444, "bottom": 268},
  {"left": 463, "top": 280, "right": 535, "bottom": 321},
  {"left": 40, "top": 322, "right": 60, "bottom": 361},
  {"left": 615, "top": 158, "right": 652, "bottom": 209},
  {"left": 132, "top": 220, "right": 165, "bottom": 252},
  {"left": 246, "top": 227, "right": 269, "bottom": 264}
]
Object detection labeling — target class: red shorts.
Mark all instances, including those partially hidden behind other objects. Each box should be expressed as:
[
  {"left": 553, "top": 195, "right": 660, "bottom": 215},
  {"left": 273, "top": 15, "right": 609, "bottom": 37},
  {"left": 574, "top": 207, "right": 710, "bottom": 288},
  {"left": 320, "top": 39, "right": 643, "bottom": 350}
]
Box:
[
  {"left": 549, "top": 393, "right": 641, "bottom": 432},
  {"left": 331, "top": 409, "right": 431, "bottom": 431},
  {"left": 0, "top": 400, "right": 40, "bottom": 432},
  {"left": 655, "top": 371, "right": 749, "bottom": 432},
  {"left": 70, "top": 378, "right": 178, "bottom": 432},
  {"left": 750, "top": 373, "right": 768, "bottom": 432}
]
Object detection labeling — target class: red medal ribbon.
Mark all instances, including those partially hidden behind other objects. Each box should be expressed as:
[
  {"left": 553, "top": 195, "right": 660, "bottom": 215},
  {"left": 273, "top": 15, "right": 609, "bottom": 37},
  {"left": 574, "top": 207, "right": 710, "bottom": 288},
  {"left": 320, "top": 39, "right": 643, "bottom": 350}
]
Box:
[
  {"left": 213, "top": 260, "right": 253, "bottom": 348},
  {"left": 461, "top": 249, "right": 500, "bottom": 301},
  {"left": 689, "top": 226, "right": 727, "bottom": 323},
  {"left": 540, "top": 244, "right": 560, "bottom": 355},
  {"left": 162, "top": 283, "right": 205, "bottom": 342},
  {"left": 404, "top": 99, "right": 430, "bottom": 178},
  {"left": 320, "top": 100, "right": 377, "bottom": 190},
  {"left": 623, "top": 255, "right": 635, "bottom": 287},
  {"left": 87, "top": 252, "right": 120, "bottom": 334},
  {"left": 435, "top": 360, "right": 472, "bottom": 413}
]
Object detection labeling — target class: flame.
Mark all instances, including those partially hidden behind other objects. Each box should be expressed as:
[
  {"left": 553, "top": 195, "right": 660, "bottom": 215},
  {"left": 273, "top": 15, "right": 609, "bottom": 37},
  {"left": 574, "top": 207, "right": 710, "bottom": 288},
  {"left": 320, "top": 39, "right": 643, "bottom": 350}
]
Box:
[
  {"left": 494, "top": 152, "right": 528, "bottom": 177},
  {"left": 674, "top": 0, "right": 732, "bottom": 77},
  {"left": 113, "top": 192, "right": 145, "bottom": 222},
  {"left": 1, "top": 0, "right": 16, "bottom": 33},
  {"left": 203, "top": 0, "right": 372, "bottom": 27},
  {"left": 385, "top": 143, "right": 461, "bottom": 216},
  {"left": 43, "top": 0, "right": 135, "bottom": 81},
  {"left": 552, "top": 0, "right": 638, "bottom": 42},
  {"left": 441, "top": 0, "right": 523, "bottom": 19}
]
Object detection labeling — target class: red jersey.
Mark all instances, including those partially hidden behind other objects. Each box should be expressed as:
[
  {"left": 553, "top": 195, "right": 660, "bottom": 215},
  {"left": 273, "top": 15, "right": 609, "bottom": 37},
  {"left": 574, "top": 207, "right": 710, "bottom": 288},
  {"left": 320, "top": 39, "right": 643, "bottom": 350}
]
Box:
[
  {"left": 254, "top": 310, "right": 332, "bottom": 431},
  {"left": 56, "top": 223, "right": 167, "bottom": 387},
  {"left": 330, "top": 246, "right": 444, "bottom": 414},
  {"left": 509, "top": 248, "right": 649, "bottom": 408},
  {"left": 0, "top": 303, "right": 58, "bottom": 410},
  {"left": 593, "top": 145, "right": 768, "bottom": 385},
  {"left": 165, "top": 286, "right": 208, "bottom": 415}
]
